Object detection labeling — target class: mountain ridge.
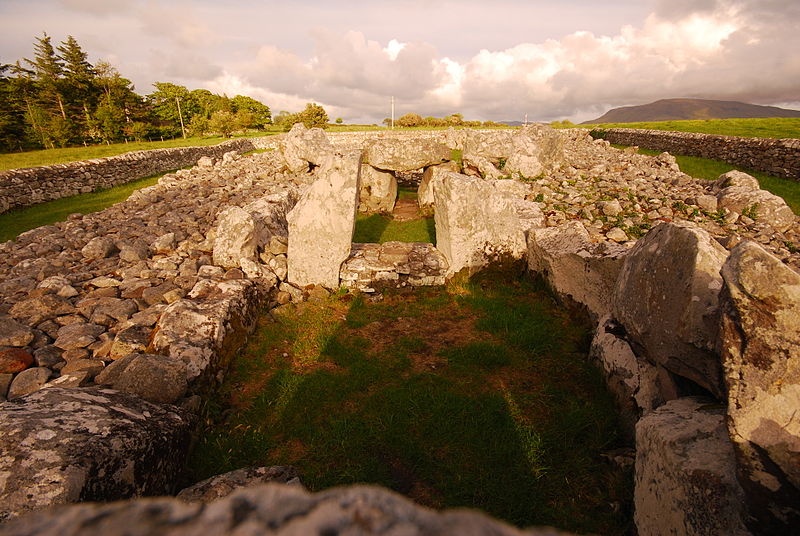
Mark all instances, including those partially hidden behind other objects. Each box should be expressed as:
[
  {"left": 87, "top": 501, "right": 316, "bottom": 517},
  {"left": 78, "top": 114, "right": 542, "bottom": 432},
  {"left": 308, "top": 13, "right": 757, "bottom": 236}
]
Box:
[{"left": 582, "top": 98, "right": 800, "bottom": 124}]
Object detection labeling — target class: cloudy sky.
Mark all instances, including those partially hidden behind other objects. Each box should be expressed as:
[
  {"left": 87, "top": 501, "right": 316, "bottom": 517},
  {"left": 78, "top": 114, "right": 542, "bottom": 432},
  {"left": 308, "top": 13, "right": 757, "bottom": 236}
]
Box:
[{"left": 1, "top": 0, "right": 799, "bottom": 123}]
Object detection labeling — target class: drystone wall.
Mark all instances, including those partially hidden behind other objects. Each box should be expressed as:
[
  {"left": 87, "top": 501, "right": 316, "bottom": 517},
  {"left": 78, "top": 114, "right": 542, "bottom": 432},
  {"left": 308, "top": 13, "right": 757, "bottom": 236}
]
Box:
[
  {"left": 0, "top": 136, "right": 280, "bottom": 214},
  {"left": 596, "top": 127, "right": 800, "bottom": 181},
  {"left": 1, "top": 125, "right": 799, "bottom": 536}
]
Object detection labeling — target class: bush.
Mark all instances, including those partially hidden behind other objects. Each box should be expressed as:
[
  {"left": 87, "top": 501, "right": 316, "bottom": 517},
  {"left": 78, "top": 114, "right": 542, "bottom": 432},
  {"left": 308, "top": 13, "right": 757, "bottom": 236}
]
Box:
[
  {"left": 295, "top": 103, "right": 329, "bottom": 129},
  {"left": 209, "top": 110, "right": 235, "bottom": 137}
]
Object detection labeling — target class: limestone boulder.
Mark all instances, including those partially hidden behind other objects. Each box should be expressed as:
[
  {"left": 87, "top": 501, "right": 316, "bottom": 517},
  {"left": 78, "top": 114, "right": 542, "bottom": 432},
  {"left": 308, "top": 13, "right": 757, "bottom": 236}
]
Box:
[
  {"left": 0, "top": 387, "right": 191, "bottom": 521},
  {"left": 0, "top": 349, "right": 34, "bottom": 375},
  {"left": 287, "top": 154, "right": 360, "bottom": 288},
  {"left": 6, "top": 367, "right": 50, "bottom": 399},
  {"left": 719, "top": 240, "right": 800, "bottom": 531},
  {"left": 212, "top": 206, "right": 256, "bottom": 269},
  {"left": 462, "top": 129, "right": 514, "bottom": 161},
  {"left": 0, "top": 482, "right": 572, "bottom": 536},
  {"left": 364, "top": 137, "right": 450, "bottom": 172},
  {"left": 634, "top": 397, "right": 750, "bottom": 536},
  {"left": 505, "top": 124, "right": 565, "bottom": 179},
  {"left": 95, "top": 353, "right": 188, "bottom": 405},
  {"left": 527, "top": 221, "right": 627, "bottom": 320},
  {"left": 0, "top": 316, "right": 34, "bottom": 347},
  {"left": 713, "top": 170, "right": 761, "bottom": 192},
  {"left": 462, "top": 153, "right": 503, "bottom": 179},
  {"left": 434, "top": 172, "right": 528, "bottom": 275},
  {"left": 418, "top": 162, "right": 459, "bottom": 211},
  {"left": 280, "top": 123, "right": 334, "bottom": 174},
  {"left": 177, "top": 466, "right": 301, "bottom": 503},
  {"left": 81, "top": 237, "right": 117, "bottom": 260},
  {"left": 612, "top": 222, "right": 728, "bottom": 397},
  {"left": 358, "top": 164, "right": 397, "bottom": 213},
  {"left": 241, "top": 190, "right": 297, "bottom": 251},
  {"left": 717, "top": 184, "right": 795, "bottom": 232},
  {"left": 590, "top": 315, "right": 664, "bottom": 440}
]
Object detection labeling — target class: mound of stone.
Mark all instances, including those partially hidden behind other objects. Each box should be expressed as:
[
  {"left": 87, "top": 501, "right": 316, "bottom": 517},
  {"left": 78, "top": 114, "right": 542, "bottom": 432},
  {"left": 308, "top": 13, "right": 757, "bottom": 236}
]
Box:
[{"left": 365, "top": 137, "right": 450, "bottom": 172}]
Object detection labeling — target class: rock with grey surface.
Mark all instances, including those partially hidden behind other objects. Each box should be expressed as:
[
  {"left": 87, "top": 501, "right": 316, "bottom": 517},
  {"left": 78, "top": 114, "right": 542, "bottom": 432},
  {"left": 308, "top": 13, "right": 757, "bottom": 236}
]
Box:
[
  {"left": 287, "top": 154, "right": 361, "bottom": 288},
  {"left": 719, "top": 240, "right": 800, "bottom": 532},
  {"left": 176, "top": 466, "right": 301, "bottom": 503},
  {"left": 0, "top": 483, "right": 573, "bottom": 536},
  {"left": 0, "top": 387, "right": 191, "bottom": 521},
  {"left": 364, "top": 137, "right": 450, "bottom": 172},
  {"left": 612, "top": 222, "right": 728, "bottom": 397},
  {"left": 359, "top": 164, "right": 398, "bottom": 213},
  {"left": 280, "top": 123, "right": 334, "bottom": 173},
  {"left": 634, "top": 397, "right": 750, "bottom": 536}
]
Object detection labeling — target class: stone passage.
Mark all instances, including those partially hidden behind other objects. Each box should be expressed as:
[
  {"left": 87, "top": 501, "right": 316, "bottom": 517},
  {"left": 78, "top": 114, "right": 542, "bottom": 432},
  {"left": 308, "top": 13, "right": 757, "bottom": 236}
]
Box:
[{"left": 340, "top": 242, "right": 448, "bottom": 292}]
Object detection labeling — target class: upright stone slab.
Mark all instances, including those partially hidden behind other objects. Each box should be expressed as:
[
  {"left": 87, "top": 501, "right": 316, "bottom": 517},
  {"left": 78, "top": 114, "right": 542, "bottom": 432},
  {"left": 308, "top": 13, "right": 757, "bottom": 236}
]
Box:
[
  {"left": 364, "top": 138, "right": 450, "bottom": 172},
  {"left": 212, "top": 206, "right": 256, "bottom": 269},
  {"left": 719, "top": 240, "right": 800, "bottom": 532},
  {"left": 0, "top": 387, "right": 191, "bottom": 521},
  {"left": 611, "top": 222, "right": 728, "bottom": 397},
  {"left": 634, "top": 397, "right": 750, "bottom": 536},
  {"left": 287, "top": 154, "right": 361, "bottom": 288},
  {"left": 358, "top": 164, "right": 397, "bottom": 213},
  {"left": 505, "top": 124, "right": 565, "bottom": 179},
  {"left": 527, "top": 220, "right": 627, "bottom": 321},
  {"left": 418, "top": 162, "right": 459, "bottom": 211},
  {"left": 434, "top": 172, "right": 527, "bottom": 275}
]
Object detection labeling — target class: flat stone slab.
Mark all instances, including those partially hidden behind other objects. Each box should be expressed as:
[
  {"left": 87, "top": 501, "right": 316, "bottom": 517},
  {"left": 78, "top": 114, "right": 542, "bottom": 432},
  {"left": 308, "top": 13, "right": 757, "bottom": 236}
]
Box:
[{"left": 340, "top": 242, "right": 448, "bottom": 292}]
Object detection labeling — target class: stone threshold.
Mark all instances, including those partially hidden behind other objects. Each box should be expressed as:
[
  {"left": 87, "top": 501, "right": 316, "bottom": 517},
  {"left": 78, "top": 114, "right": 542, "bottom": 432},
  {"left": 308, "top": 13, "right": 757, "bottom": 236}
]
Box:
[{"left": 340, "top": 242, "right": 448, "bottom": 292}]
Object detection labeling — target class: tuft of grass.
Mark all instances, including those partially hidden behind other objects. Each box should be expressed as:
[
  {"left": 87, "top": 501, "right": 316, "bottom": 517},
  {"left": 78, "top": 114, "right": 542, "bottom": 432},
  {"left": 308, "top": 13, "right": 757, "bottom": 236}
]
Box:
[
  {"left": 579, "top": 117, "right": 800, "bottom": 139},
  {"left": 186, "top": 273, "right": 632, "bottom": 534},
  {"left": 0, "top": 132, "right": 273, "bottom": 171},
  {"left": 0, "top": 171, "right": 168, "bottom": 242}
]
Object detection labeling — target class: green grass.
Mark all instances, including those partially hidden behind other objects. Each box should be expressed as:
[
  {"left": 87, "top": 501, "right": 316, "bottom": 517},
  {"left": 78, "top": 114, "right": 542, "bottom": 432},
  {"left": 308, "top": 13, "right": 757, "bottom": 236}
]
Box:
[
  {"left": 0, "top": 132, "right": 273, "bottom": 171},
  {"left": 353, "top": 214, "right": 435, "bottom": 243},
  {"left": 577, "top": 117, "right": 800, "bottom": 139},
  {"left": 633, "top": 147, "right": 800, "bottom": 214},
  {"left": 186, "top": 274, "right": 632, "bottom": 534},
  {"left": 0, "top": 171, "right": 166, "bottom": 242}
]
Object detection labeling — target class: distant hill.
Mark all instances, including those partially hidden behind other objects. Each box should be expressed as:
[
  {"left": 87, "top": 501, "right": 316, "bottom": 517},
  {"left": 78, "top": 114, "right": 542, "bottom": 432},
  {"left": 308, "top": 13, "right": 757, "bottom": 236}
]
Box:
[{"left": 582, "top": 98, "right": 800, "bottom": 124}]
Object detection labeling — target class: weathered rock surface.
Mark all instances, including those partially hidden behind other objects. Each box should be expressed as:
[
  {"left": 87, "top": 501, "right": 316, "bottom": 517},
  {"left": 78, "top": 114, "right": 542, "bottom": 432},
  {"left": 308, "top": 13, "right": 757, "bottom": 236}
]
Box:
[
  {"left": 176, "top": 466, "right": 301, "bottom": 503},
  {"left": 719, "top": 240, "right": 800, "bottom": 532},
  {"left": 634, "top": 397, "right": 750, "bottom": 536},
  {"left": 6, "top": 367, "right": 50, "bottom": 399},
  {"left": 340, "top": 242, "right": 448, "bottom": 292},
  {"left": 287, "top": 154, "right": 360, "bottom": 288},
  {"left": 527, "top": 221, "right": 627, "bottom": 320},
  {"left": 434, "top": 172, "right": 536, "bottom": 275},
  {"left": 418, "top": 162, "right": 459, "bottom": 211},
  {"left": 0, "top": 317, "right": 34, "bottom": 347},
  {"left": 0, "top": 483, "right": 572, "bottom": 536},
  {"left": 95, "top": 353, "right": 188, "bottom": 404},
  {"left": 359, "top": 164, "right": 397, "bottom": 213},
  {"left": 590, "top": 315, "right": 662, "bottom": 439},
  {"left": 0, "top": 387, "right": 191, "bottom": 521},
  {"left": 212, "top": 206, "right": 256, "bottom": 269},
  {"left": 365, "top": 137, "right": 450, "bottom": 172},
  {"left": 717, "top": 183, "right": 796, "bottom": 232},
  {"left": 280, "top": 123, "right": 334, "bottom": 173},
  {"left": 462, "top": 129, "right": 514, "bottom": 161},
  {"left": 0, "top": 348, "right": 34, "bottom": 375},
  {"left": 612, "top": 222, "right": 728, "bottom": 397},
  {"left": 505, "top": 124, "right": 565, "bottom": 179},
  {"left": 462, "top": 153, "right": 503, "bottom": 179}
]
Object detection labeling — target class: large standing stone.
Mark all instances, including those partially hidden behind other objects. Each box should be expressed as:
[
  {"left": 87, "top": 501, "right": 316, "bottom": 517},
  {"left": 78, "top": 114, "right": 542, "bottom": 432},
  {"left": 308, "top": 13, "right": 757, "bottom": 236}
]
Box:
[
  {"left": 0, "top": 482, "right": 573, "bottom": 536},
  {"left": 364, "top": 138, "right": 450, "bottom": 172},
  {"left": 634, "top": 397, "right": 750, "bottom": 536},
  {"left": 719, "top": 240, "right": 800, "bottom": 531},
  {"left": 280, "top": 123, "right": 334, "bottom": 174},
  {"left": 0, "top": 387, "right": 191, "bottom": 521},
  {"left": 505, "top": 124, "right": 565, "bottom": 179},
  {"left": 358, "top": 164, "right": 397, "bottom": 213},
  {"left": 462, "top": 129, "right": 514, "bottom": 161},
  {"left": 612, "top": 222, "right": 728, "bottom": 397},
  {"left": 434, "top": 172, "right": 528, "bottom": 275},
  {"left": 527, "top": 221, "right": 627, "bottom": 321},
  {"left": 212, "top": 206, "right": 256, "bottom": 269},
  {"left": 287, "top": 154, "right": 361, "bottom": 288},
  {"left": 418, "top": 162, "right": 459, "bottom": 211}
]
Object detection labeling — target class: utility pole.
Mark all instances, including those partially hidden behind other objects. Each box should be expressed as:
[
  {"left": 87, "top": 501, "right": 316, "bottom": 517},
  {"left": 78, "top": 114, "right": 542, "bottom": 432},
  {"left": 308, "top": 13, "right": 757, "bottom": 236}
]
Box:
[
  {"left": 524, "top": 113, "right": 528, "bottom": 126},
  {"left": 391, "top": 96, "right": 395, "bottom": 129},
  {"left": 176, "top": 96, "right": 187, "bottom": 139}
]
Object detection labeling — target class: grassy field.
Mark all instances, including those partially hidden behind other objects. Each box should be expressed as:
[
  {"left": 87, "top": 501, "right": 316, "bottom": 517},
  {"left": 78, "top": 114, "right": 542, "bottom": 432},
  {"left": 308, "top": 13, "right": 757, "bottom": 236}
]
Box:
[
  {"left": 574, "top": 117, "right": 800, "bottom": 139},
  {"left": 0, "top": 132, "right": 272, "bottom": 171},
  {"left": 0, "top": 172, "right": 165, "bottom": 242},
  {"left": 187, "top": 272, "right": 631, "bottom": 534},
  {"left": 353, "top": 187, "right": 436, "bottom": 243},
  {"left": 633, "top": 147, "right": 800, "bottom": 214}
]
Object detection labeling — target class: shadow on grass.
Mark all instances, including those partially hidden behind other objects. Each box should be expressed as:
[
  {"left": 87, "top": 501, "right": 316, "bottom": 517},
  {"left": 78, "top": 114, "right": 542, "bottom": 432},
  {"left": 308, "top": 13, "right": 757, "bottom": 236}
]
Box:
[{"left": 187, "top": 272, "right": 632, "bottom": 534}]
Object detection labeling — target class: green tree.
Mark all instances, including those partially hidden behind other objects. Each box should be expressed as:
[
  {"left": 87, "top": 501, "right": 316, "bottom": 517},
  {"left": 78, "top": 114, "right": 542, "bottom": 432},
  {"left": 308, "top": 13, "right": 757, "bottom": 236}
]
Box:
[
  {"left": 25, "top": 33, "right": 67, "bottom": 120},
  {"left": 295, "top": 102, "right": 328, "bottom": 129},
  {"left": 188, "top": 114, "right": 210, "bottom": 137},
  {"left": 57, "top": 35, "right": 97, "bottom": 134},
  {"left": 0, "top": 62, "right": 31, "bottom": 151},
  {"left": 230, "top": 94, "right": 271, "bottom": 129},
  {"left": 335, "top": 117, "right": 343, "bottom": 124},
  {"left": 93, "top": 101, "right": 125, "bottom": 142},
  {"left": 208, "top": 110, "right": 235, "bottom": 137},
  {"left": 147, "top": 82, "right": 196, "bottom": 137}
]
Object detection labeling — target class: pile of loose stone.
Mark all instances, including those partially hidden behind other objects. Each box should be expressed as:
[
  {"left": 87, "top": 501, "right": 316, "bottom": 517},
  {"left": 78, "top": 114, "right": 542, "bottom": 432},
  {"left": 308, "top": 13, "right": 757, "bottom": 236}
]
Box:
[{"left": 1, "top": 123, "right": 798, "bottom": 535}]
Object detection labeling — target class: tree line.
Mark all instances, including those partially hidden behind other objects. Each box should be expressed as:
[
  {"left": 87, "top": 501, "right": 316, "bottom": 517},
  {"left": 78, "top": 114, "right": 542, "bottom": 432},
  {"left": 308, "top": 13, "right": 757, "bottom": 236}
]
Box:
[
  {"left": 0, "top": 33, "right": 310, "bottom": 153},
  {"left": 385, "top": 113, "right": 506, "bottom": 128}
]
